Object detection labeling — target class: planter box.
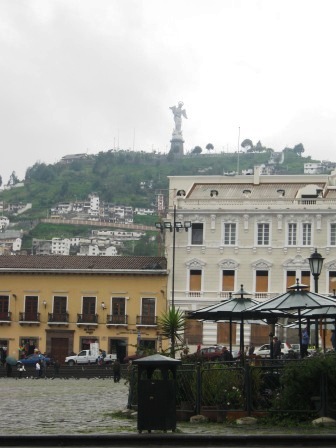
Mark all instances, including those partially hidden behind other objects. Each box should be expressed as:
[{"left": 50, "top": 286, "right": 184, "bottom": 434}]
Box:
[
  {"left": 176, "top": 401, "right": 194, "bottom": 422},
  {"left": 201, "top": 406, "right": 226, "bottom": 423}
]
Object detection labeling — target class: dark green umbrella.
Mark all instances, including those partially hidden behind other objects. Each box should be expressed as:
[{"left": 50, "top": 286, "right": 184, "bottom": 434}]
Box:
[{"left": 5, "top": 356, "right": 17, "bottom": 366}]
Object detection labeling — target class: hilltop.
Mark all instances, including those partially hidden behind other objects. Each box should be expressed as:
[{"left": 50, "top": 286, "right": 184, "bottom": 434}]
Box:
[{"left": 0, "top": 147, "right": 323, "bottom": 221}]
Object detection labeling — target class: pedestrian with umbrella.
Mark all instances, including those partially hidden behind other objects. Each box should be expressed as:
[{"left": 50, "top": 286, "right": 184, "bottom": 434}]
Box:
[{"left": 5, "top": 356, "right": 17, "bottom": 377}]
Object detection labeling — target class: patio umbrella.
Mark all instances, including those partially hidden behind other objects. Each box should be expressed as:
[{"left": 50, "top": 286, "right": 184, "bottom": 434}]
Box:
[
  {"left": 189, "top": 285, "right": 278, "bottom": 356},
  {"left": 247, "top": 279, "right": 336, "bottom": 357},
  {"left": 5, "top": 356, "right": 17, "bottom": 366}
]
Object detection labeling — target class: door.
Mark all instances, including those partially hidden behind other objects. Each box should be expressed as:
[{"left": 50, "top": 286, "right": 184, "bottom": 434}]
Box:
[{"left": 51, "top": 338, "right": 69, "bottom": 365}]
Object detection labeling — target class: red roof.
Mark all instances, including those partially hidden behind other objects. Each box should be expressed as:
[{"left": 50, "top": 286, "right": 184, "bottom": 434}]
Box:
[{"left": 0, "top": 255, "right": 167, "bottom": 274}]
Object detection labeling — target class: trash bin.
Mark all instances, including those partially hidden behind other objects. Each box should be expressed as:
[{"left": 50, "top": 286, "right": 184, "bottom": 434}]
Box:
[{"left": 133, "top": 354, "right": 181, "bottom": 433}]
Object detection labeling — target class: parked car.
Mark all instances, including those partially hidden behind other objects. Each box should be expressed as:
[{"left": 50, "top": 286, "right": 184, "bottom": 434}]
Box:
[
  {"left": 184, "top": 345, "right": 223, "bottom": 361},
  {"left": 254, "top": 342, "right": 294, "bottom": 358},
  {"left": 17, "top": 354, "right": 52, "bottom": 366}
]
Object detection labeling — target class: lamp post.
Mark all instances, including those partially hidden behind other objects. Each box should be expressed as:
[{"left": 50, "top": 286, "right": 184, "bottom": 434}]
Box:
[
  {"left": 308, "top": 249, "right": 324, "bottom": 294},
  {"left": 308, "top": 249, "right": 325, "bottom": 352},
  {"left": 155, "top": 205, "right": 191, "bottom": 309}
]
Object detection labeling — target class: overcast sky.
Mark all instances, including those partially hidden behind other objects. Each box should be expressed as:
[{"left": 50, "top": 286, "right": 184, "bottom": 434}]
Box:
[{"left": 1, "top": 0, "right": 336, "bottom": 184}]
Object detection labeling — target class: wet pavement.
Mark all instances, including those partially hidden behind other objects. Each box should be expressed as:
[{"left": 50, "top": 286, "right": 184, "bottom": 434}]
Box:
[{"left": 1, "top": 377, "right": 336, "bottom": 446}]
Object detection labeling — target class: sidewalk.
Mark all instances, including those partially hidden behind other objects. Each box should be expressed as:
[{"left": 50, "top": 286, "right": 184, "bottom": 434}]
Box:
[{"left": 1, "top": 377, "right": 336, "bottom": 445}]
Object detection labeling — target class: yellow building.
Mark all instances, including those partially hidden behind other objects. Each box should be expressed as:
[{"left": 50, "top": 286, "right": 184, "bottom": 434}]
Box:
[{"left": 0, "top": 255, "right": 167, "bottom": 364}]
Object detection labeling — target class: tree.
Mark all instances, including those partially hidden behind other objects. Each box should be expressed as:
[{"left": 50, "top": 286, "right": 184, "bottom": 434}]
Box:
[
  {"left": 191, "top": 146, "right": 202, "bottom": 155},
  {"left": 0, "top": 175, "right": 2, "bottom": 187},
  {"left": 241, "top": 139, "right": 253, "bottom": 151},
  {"left": 293, "top": 143, "right": 305, "bottom": 157},
  {"left": 206, "top": 143, "right": 214, "bottom": 153},
  {"left": 158, "top": 307, "right": 185, "bottom": 358},
  {"left": 7, "top": 171, "right": 20, "bottom": 186}
]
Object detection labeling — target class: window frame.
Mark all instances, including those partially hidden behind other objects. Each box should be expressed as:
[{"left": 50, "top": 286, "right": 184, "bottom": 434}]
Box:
[
  {"left": 257, "top": 223, "right": 270, "bottom": 246},
  {"left": 191, "top": 223, "right": 204, "bottom": 245},
  {"left": 223, "top": 222, "right": 237, "bottom": 245}
]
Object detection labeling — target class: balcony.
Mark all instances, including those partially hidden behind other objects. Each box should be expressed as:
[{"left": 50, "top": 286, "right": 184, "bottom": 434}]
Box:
[
  {"left": 77, "top": 313, "right": 98, "bottom": 326},
  {"left": 19, "top": 312, "right": 40, "bottom": 325},
  {"left": 0, "top": 311, "right": 11, "bottom": 325},
  {"left": 136, "top": 315, "right": 157, "bottom": 327},
  {"left": 106, "top": 314, "right": 128, "bottom": 326},
  {"left": 47, "top": 312, "right": 69, "bottom": 326}
]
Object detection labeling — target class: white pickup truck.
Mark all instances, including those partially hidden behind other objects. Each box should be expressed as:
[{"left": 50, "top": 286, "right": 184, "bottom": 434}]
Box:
[{"left": 65, "top": 350, "right": 117, "bottom": 366}]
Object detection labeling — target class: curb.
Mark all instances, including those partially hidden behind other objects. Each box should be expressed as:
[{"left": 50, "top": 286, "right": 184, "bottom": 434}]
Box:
[{"left": 1, "top": 434, "right": 336, "bottom": 446}]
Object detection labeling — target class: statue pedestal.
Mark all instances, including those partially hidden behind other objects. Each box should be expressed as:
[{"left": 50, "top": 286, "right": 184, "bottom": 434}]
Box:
[{"left": 170, "top": 132, "right": 184, "bottom": 156}]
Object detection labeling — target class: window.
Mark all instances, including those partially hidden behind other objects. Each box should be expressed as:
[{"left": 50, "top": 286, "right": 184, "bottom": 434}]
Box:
[
  {"left": 82, "top": 296, "right": 96, "bottom": 323},
  {"left": 190, "top": 269, "right": 202, "bottom": 292},
  {"left": 222, "top": 270, "right": 235, "bottom": 292},
  {"left": 185, "top": 319, "right": 203, "bottom": 345},
  {"left": 329, "top": 272, "right": 336, "bottom": 294},
  {"left": 0, "top": 296, "right": 9, "bottom": 320},
  {"left": 302, "top": 223, "right": 312, "bottom": 246},
  {"left": 112, "top": 297, "right": 126, "bottom": 324},
  {"left": 288, "top": 223, "right": 297, "bottom": 245},
  {"left": 257, "top": 223, "right": 270, "bottom": 245},
  {"left": 301, "top": 271, "right": 311, "bottom": 290},
  {"left": 331, "top": 224, "right": 336, "bottom": 246},
  {"left": 286, "top": 271, "right": 296, "bottom": 289},
  {"left": 224, "top": 223, "right": 236, "bottom": 245},
  {"left": 191, "top": 223, "right": 203, "bottom": 245},
  {"left": 256, "top": 271, "right": 268, "bottom": 293},
  {"left": 53, "top": 296, "right": 67, "bottom": 322},
  {"left": 286, "top": 270, "right": 310, "bottom": 289},
  {"left": 141, "top": 298, "right": 156, "bottom": 325},
  {"left": 25, "top": 296, "right": 38, "bottom": 320}
]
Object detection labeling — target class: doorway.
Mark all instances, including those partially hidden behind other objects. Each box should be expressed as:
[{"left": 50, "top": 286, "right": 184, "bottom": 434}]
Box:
[{"left": 109, "top": 338, "right": 127, "bottom": 362}]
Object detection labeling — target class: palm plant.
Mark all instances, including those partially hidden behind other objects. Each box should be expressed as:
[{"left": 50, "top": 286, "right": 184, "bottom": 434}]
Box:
[{"left": 158, "top": 307, "right": 185, "bottom": 358}]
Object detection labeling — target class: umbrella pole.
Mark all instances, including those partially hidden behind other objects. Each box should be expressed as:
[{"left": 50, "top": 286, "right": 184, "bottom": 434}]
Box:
[
  {"left": 314, "top": 318, "right": 319, "bottom": 351},
  {"left": 298, "top": 309, "right": 303, "bottom": 358},
  {"left": 240, "top": 316, "right": 244, "bottom": 361},
  {"left": 229, "top": 318, "right": 232, "bottom": 355}
]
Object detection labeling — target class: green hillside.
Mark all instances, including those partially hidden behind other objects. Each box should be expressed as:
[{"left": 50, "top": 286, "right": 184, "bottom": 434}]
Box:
[{"left": 0, "top": 148, "right": 316, "bottom": 221}]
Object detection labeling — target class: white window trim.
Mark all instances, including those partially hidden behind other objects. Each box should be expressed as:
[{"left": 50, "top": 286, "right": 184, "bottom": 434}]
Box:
[
  {"left": 255, "top": 222, "right": 271, "bottom": 246},
  {"left": 187, "top": 268, "right": 204, "bottom": 293},
  {"left": 140, "top": 297, "right": 157, "bottom": 317},
  {"left": 222, "top": 222, "right": 238, "bottom": 246}
]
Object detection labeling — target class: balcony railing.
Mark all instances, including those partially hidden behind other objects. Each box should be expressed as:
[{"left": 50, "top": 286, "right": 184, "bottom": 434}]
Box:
[
  {"left": 174, "top": 290, "right": 282, "bottom": 302},
  {"left": 19, "top": 312, "right": 40, "bottom": 323},
  {"left": 77, "top": 313, "right": 98, "bottom": 325},
  {"left": 136, "top": 315, "right": 157, "bottom": 326},
  {"left": 106, "top": 314, "right": 128, "bottom": 325},
  {"left": 47, "top": 312, "right": 69, "bottom": 324},
  {"left": 0, "top": 311, "right": 11, "bottom": 322}
]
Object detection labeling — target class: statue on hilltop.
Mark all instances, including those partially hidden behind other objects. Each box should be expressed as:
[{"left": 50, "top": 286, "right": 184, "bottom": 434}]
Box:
[
  {"left": 169, "top": 101, "right": 187, "bottom": 156},
  {"left": 170, "top": 101, "right": 187, "bottom": 133}
]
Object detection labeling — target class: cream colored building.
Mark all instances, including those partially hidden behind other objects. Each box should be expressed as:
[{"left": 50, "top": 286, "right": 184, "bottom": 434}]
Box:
[
  {"left": 0, "top": 255, "right": 167, "bottom": 364},
  {"left": 162, "top": 168, "right": 336, "bottom": 349}
]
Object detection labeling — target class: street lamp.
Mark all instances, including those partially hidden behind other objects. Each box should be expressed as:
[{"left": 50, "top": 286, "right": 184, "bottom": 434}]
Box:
[
  {"left": 155, "top": 205, "right": 191, "bottom": 309},
  {"left": 308, "top": 249, "right": 324, "bottom": 352},
  {"left": 308, "top": 249, "right": 324, "bottom": 294}
]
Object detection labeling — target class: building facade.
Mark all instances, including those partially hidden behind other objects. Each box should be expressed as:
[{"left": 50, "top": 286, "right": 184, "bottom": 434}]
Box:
[
  {"left": 162, "top": 169, "right": 336, "bottom": 349},
  {"left": 0, "top": 256, "right": 167, "bottom": 364}
]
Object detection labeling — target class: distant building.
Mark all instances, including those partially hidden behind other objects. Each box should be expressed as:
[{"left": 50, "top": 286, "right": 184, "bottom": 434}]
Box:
[
  {"left": 304, "top": 163, "right": 323, "bottom": 174},
  {"left": 0, "top": 229, "right": 23, "bottom": 253},
  {"left": 60, "top": 153, "right": 88, "bottom": 164}
]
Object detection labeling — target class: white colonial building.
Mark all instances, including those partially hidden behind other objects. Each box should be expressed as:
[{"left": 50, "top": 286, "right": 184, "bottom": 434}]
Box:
[{"left": 162, "top": 168, "right": 336, "bottom": 350}]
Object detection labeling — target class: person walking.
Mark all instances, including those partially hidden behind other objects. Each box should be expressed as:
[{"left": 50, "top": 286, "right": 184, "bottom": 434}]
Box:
[
  {"left": 248, "top": 343, "right": 255, "bottom": 356},
  {"left": 113, "top": 359, "right": 121, "bottom": 383},
  {"left": 53, "top": 360, "right": 60, "bottom": 377},
  {"left": 35, "top": 360, "right": 41, "bottom": 378},
  {"left": 301, "top": 327, "right": 309, "bottom": 357},
  {"left": 273, "top": 337, "right": 281, "bottom": 359}
]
